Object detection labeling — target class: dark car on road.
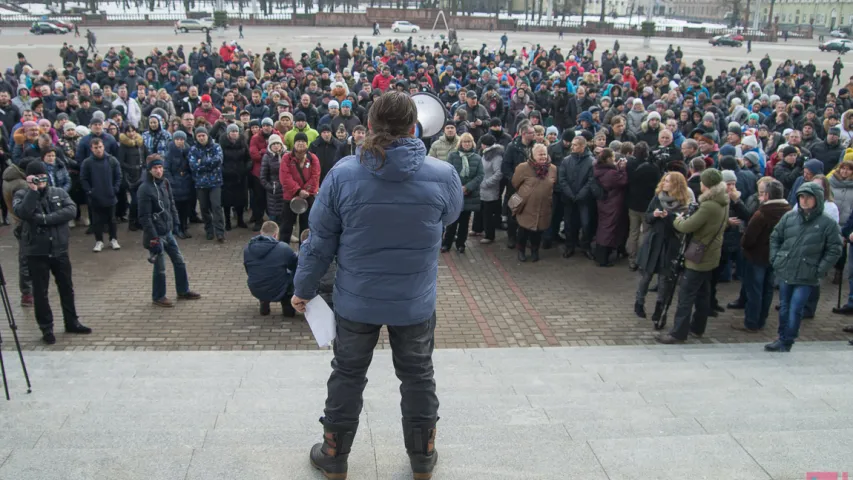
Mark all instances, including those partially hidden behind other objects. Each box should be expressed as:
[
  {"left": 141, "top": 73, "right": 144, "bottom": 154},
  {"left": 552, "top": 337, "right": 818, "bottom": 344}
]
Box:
[
  {"left": 709, "top": 34, "right": 743, "bottom": 47},
  {"left": 819, "top": 39, "right": 853, "bottom": 53},
  {"left": 29, "top": 21, "right": 69, "bottom": 35}
]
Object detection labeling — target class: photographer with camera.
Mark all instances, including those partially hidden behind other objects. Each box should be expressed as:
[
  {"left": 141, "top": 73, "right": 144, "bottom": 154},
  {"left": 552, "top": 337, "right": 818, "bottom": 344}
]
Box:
[
  {"left": 137, "top": 154, "right": 202, "bottom": 308},
  {"left": 656, "top": 168, "right": 729, "bottom": 344},
  {"left": 12, "top": 161, "right": 91, "bottom": 345}
]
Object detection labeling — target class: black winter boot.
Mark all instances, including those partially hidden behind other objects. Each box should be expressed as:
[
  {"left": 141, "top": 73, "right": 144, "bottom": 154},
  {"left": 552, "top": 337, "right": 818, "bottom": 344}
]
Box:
[
  {"left": 236, "top": 210, "right": 248, "bottom": 229},
  {"left": 530, "top": 248, "right": 540, "bottom": 262},
  {"left": 41, "top": 328, "right": 56, "bottom": 345},
  {"left": 634, "top": 301, "right": 646, "bottom": 318},
  {"left": 309, "top": 418, "right": 357, "bottom": 480},
  {"left": 404, "top": 422, "right": 439, "bottom": 480},
  {"left": 517, "top": 245, "right": 527, "bottom": 262}
]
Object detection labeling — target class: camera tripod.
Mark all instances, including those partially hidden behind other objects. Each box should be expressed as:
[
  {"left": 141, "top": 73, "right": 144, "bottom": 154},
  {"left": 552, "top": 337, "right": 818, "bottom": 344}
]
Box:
[{"left": 0, "top": 263, "right": 32, "bottom": 400}]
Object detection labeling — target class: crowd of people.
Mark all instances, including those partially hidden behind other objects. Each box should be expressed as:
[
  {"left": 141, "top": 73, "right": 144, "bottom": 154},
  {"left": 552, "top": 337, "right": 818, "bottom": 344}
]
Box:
[{"left": 1, "top": 32, "right": 852, "bottom": 353}]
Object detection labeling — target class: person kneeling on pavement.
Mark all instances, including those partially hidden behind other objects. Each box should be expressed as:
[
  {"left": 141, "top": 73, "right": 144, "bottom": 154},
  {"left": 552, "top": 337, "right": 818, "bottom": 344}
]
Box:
[
  {"left": 137, "top": 154, "right": 202, "bottom": 307},
  {"left": 243, "top": 220, "right": 297, "bottom": 317},
  {"left": 13, "top": 161, "right": 91, "bottom": 344}
]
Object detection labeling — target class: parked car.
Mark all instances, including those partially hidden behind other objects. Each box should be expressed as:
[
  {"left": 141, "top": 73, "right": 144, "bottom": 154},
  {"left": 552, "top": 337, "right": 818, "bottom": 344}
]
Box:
[
  {"left": 831, "top": 30, "right": 848, "bottom": 38},
  {"left": 29, "top": 21, "right": 69, "bottom": 35},
  {"left": 176, "top": 18, "right": 214, "bottom": 33},
  {"left": 53, "top": 20, "right": 75, "bottom": 31},
  {"left": 819, "top": 39, "right": 853, "bottom": 53},
  {"left": 709, "top": 34, "right": 742, "bottom": 47},
  {"left": 392, "top": 20, "right": 420, "bottom": 33}
]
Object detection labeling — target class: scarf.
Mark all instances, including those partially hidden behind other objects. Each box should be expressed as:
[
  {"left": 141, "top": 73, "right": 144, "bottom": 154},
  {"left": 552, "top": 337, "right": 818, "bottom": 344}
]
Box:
[
  {"left": 830, "top": 174, "right": 853, "bottom": 191},
  {"left": 458, "top": 148, "right": 472, "bottom": 178},
  {"left": 658, "top": 191, "right": 687, "bottom": 213},
  {"left": 529, "top": 159, "right": 549, "bottom": 179}
]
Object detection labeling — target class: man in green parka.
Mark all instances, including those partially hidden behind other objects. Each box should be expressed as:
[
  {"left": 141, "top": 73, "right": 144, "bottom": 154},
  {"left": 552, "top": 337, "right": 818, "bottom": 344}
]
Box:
[
  {"left": 767, "top": 182, "right": 842, "bottom": 352},
  {"left": 656, "top": 168, "right": 729, "bottom": 344}
]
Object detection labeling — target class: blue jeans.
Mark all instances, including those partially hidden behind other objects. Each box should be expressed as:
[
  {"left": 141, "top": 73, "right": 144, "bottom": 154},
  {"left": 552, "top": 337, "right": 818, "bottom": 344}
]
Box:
[
  {"left": 742, "top": 261, "right": 774, "bottom": 330},
  {"left": 152, "top": 233, "right": 190, "bottom": 301},
  {"left": 777, "top": 283, "right": 813, "bottom": 346}
]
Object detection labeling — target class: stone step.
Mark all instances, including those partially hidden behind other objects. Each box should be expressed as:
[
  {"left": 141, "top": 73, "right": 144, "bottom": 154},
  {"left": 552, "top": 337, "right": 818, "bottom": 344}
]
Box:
[{"left": 0, "top": 344, "right": 851, "bottom": 479}]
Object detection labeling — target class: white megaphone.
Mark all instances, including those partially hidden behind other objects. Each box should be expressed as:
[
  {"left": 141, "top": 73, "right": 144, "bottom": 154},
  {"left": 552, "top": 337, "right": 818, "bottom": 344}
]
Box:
[{"left": 411, "top": 92, "right": 449, "bottom": 139}]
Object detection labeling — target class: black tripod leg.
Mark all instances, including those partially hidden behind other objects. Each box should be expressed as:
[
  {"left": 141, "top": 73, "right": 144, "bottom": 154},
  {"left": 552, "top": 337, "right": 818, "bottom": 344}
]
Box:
[
  {"left": 0, "top": 266, "right": 31, "bottom": 395},
  {"left": 657, "top": 271, "right": 683, "bottom": 331},
  {"left": 0, "top": 348, "right": 9, "bottom": 401}
]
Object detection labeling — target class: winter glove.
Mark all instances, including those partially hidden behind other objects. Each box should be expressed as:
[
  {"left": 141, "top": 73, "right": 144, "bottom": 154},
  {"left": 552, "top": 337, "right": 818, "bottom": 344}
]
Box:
[{"left": 149, "top": 238, "right": 163, "bottom": 256}]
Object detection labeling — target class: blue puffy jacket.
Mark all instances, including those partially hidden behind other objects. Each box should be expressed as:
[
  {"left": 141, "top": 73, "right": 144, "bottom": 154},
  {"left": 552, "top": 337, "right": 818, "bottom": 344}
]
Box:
[
  {"left": 293, "top": 137, "right": 464, "bottom": 326},
  {"left": 164, "top": 141, "right": 193, "bottom": 201},
  {"left": 188, "top": 139, "right": 223, "bottom": 189},
  {"left": 243, "top": 235, "right": 298, "bottom": 302}
]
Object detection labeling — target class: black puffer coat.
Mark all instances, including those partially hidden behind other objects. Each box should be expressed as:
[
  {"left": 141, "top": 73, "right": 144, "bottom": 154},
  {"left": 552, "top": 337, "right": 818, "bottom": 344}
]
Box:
[{"left": 219, "top": 133, "right": 250, "bottom": 208}]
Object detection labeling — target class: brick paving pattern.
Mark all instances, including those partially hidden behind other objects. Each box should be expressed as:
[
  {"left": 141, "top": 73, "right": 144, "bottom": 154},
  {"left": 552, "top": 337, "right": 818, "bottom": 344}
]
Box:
[{"left": 0, "top": 222, "right": 850, "bottom": 351}]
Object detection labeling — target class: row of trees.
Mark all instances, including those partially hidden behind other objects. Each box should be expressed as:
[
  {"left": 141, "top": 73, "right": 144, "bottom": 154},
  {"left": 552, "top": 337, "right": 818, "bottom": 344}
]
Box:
[{"left": 48, "top": 0, "right": 777, "bottom": 28}]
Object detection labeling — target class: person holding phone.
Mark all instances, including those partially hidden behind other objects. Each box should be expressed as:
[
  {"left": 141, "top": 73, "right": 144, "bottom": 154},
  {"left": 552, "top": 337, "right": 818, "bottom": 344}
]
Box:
[{"left": 13, "top": 161, "right": 91, "bottom": 344}]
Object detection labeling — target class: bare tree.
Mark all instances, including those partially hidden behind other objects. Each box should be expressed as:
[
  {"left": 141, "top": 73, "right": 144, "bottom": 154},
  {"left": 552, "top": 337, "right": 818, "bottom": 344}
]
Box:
[
  {"left": 523, "top": 0, "right": 528, "bottom": 20},
  {"left": 599, "top": 0, "right": 605, "bottom": 22},
  {"left": 580, "top": 0, "right": 585, "bottom": 25}
]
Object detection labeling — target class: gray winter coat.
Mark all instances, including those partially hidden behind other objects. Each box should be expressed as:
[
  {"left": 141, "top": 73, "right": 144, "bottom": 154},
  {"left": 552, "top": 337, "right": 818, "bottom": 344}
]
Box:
[
  {"left": 479, "top": 144, "right": 504, "bottom": 202},
  {"left": 446, "top": 149, "right": 484, "bottom": 212},
  {"left": 626, "top": 109, "right": 646, "bottom": 136},
  {"left": 829, "top": 174, "right": 853, "bottom": 226}
]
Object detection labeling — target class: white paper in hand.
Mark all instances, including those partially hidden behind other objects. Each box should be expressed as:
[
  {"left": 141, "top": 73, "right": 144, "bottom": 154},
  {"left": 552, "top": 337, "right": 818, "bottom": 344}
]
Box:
[{"left": 305, "top": 296, "right": 336, "bottom": 347}]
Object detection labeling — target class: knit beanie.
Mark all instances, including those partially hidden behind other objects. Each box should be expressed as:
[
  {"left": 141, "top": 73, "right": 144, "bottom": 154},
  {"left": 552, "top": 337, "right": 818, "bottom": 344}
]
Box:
[
  {"left": 294, "top": 132, "right": 309, "bottom": 144},
  {"left": 26, "top": 161, "right": 47, "bottom": 176},
  {"left": 194, "top": 126, "right": 208, "bottom": 136},
  {"left": 743, "top": 151, "right": 760, "bottom": 167},
  {"left": 146, "top": 154, "right": 164, "bottom": 169},
  {"left": 721, "top": 170, "right": 738, "bottom": 184},
  {"left": 480, "top": 134, "right": 496, "bottom": 147},
  {"left": 700, "top": 168, "right": 723, "bottom": 187},
  {"left": 268, "top": 134, "right": 284, "bottom": 147},
  {"left": 173, "top": 130, "right": 187, "bottom": 141},
  {"left": 261, "top": 117, "right": 274, "bottom": 127},
  {"left": 226, "top": 124, "right": 240, "bottom": 134}
]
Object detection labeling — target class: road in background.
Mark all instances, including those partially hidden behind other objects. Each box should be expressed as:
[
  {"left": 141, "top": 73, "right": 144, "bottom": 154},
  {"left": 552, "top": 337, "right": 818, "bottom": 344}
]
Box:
[{"left": 0, "top": 26, "right": 847, "bottom": 80}]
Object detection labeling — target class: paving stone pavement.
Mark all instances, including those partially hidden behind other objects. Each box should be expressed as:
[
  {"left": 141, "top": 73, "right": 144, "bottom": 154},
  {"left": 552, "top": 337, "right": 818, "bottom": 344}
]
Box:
[
  {"left": 0, "top": 343, "right": 851, "bottom": 479},
  {"left": 0, "top": 222, "right": 851, "bottom": 351}
]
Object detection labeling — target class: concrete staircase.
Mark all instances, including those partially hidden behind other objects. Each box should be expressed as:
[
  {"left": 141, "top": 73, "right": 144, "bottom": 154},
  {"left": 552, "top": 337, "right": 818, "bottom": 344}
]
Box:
[{"left": 0, "top": 342, "right": 851, "bottom": 479}]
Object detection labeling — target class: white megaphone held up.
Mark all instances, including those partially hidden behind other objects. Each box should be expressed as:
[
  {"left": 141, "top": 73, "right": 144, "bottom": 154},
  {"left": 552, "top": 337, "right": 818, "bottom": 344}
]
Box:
[{"left": 411, "top": 92, "right": 449, "bottom": 139}]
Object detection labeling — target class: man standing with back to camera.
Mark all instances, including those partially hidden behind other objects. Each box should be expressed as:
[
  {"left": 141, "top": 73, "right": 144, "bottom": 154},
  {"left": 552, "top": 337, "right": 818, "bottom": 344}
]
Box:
[{"left": 291, "top": 91, "right": 464, "bottom": 480}]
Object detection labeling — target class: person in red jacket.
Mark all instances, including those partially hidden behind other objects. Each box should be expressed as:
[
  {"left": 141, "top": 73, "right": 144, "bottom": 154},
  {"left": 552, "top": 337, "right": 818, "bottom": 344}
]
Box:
[
  {"left": 371, "top": 65, "right": 393, "bottom": 92},
  {"left": 248, "top": 118, "right": 281, "bottom": 230},
  {"left": 193, "top": 95, "right": 222, "bottom": 125},
  {"left": 219, "top": 42, "right": 235, "bottom": 63},
  {"left": 280, "top": 52, "right": 296, "bottom": 71},
  {"left": 623, "top": 66, "right": 638, "bottom": 91},
  {"left": 279, "top": 132, "right": 320, "bottom": 243}
]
